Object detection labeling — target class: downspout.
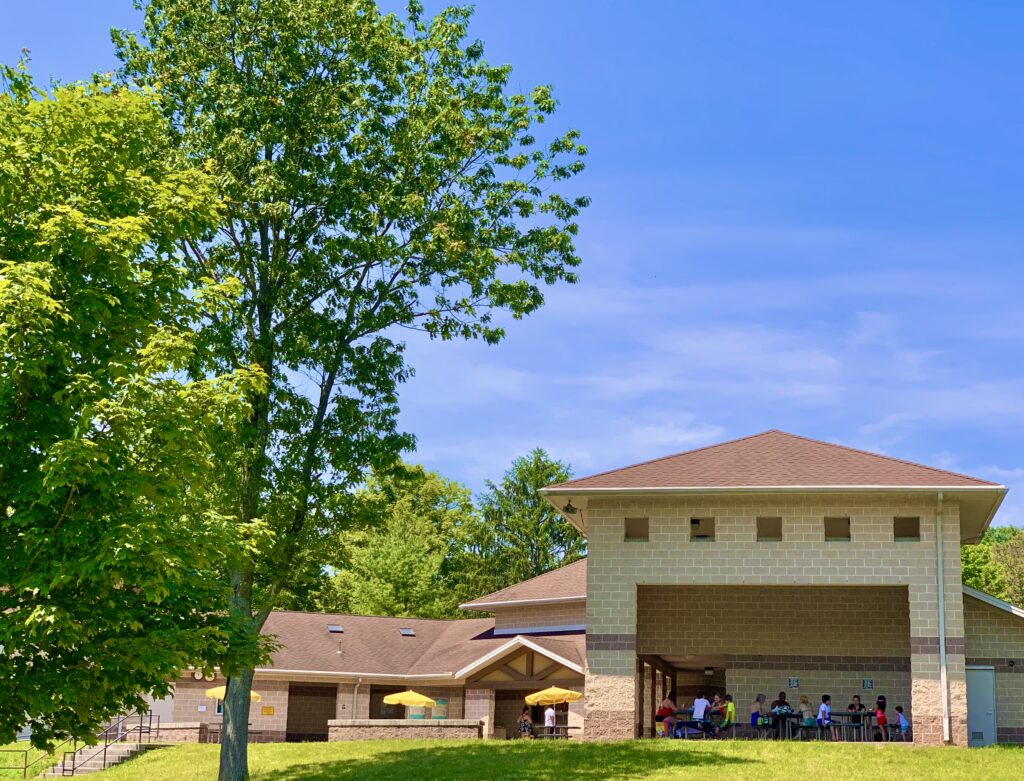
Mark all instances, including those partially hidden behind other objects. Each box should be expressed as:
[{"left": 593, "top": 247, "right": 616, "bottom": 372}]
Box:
[
  {"left": 352, "top": 677, "right": 363, "bottom": 719},
  {"left": 935, "top": 492, "right": 951, "bottom": 743}
]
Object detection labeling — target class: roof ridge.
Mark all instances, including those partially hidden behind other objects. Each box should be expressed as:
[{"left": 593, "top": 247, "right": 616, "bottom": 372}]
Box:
[
  {"left": 462, "top": 557, "right": 587, "bottom": 605},
  {"left": 545, "top": 430, "right": 779, "bottom": 490},
  {"left": 546, "top": 429, "right": 1000, "bottom": 489},
  {"left": 772, "top": 430, "right": 1000, "bottom": 487}
]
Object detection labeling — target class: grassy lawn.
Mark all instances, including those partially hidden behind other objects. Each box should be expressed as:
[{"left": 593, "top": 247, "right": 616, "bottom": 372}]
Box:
[
  {"left": 92, "top": 739, "right": 1024, "bottom": 781},
  {"left": 0, "top": 742, "right": 60, "bottom": 778}
]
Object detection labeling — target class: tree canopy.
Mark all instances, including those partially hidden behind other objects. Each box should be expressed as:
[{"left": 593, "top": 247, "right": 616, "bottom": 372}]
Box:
[
  {"left": 115, "top": 2, "right": 587, "bottom": 778},
  {"left": 0, "top": 63, "right": 263, "bottom": 747},
  {"left": 961, "top": 526, "right": 1023, "bottom": 604},
  {"left": 316, "top": 464, "right": 480, "bottom": 618},
  {"left": 473, "top": 448, "right": 586, "bottom": 593}
]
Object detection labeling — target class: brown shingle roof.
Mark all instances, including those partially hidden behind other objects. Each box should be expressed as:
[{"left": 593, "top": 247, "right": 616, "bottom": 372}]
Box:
[
  {"left": 545, "top": 430, "right": 1000, "bottom": 490},
  {"left": 259, "top": 610, "right": 584, "bottom": 678},
  {"left": 460, "top": 558, "right": 587, "bottom": 610}
]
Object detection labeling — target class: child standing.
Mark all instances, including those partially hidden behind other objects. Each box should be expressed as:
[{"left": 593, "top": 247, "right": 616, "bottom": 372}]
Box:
[
  {"left": 818, "top": 694, "right": 838, "bottom": 741},
  {"left": 874, "top": 695, "right": 888, "bottom": 742},
  {"left": 894, "top": 705, "right": 910, "bottom": 741}
]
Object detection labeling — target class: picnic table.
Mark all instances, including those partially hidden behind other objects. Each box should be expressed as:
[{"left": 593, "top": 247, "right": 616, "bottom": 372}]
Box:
[
  {"left": 829, "top": 711, "right": 876, "bottom": 742},
  {"left": 535, "top": 724, "right": 579, "bottom": 739}
]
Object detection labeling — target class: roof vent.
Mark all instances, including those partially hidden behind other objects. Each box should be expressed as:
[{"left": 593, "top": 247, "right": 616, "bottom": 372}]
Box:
[
  {"left": 327, "top": 624, "right": 343, "bottom": 634},
  {"left": 399, "top": 628, "right": 415, "bottom": 637}
]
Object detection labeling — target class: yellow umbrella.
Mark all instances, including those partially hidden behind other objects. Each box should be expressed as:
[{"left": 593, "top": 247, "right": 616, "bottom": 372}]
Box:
[
  {"left": 205, "top": 685, "right": 262, "bottom": 702},
  {"left": 525, "top": 686, "right": 583, "bottom": 706},
  {"left": 382, "top": 690, "right": 437, "bottom": 708}
]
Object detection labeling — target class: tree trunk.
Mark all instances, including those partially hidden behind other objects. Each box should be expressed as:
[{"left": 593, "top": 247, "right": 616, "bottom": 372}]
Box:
[{"left": 218, "top": 667, "right": 254, "bottom": 781}]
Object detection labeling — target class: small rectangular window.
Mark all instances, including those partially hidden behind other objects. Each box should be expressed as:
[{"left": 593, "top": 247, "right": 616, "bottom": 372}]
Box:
[
  {"left": 824, "top": 516, "right": 851, "bottom": 542},
  {"left": 690, "top": 517, "right": 715, "bottom": 542},
  {"left": 327, "top": 624, "right": 344, "bottom": 634},
  {"left": 757, "top": 517, "right": 783, "bottom": 542},
  {"left": 624, "top": 517, "right": 649, "bottom": 542},
  {"left": 399, "top": 627, "right": 416, "bottom": 637},
  {"left": 215, "top": 700, "right": 224, "bottom": 716},
  {"left": 894, "top": 517, "right": 920, "bottom": 542}
]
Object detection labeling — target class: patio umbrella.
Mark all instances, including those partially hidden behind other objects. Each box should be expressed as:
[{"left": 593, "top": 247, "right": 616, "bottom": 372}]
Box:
[
  {"left": 205, "top": 685, "right": 262, "bottom": 702},
  {"left": 524, "top": 686, "right": 583, "bottom": 706},
  {"left": 382, "top": 690, "right": 437, "bottom": 708}
]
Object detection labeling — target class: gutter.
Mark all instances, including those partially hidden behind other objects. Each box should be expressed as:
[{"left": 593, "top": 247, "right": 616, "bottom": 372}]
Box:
[
  {"left": 460, "top": 595, "right": 586, "bottom": 611},
  {"left": 936, "top": 492, "right": 951, "bottom": 743}
]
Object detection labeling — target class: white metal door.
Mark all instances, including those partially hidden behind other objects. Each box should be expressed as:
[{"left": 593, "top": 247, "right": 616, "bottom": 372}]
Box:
[{"left": 966, "top": 667, "right": 996, "bottom": 746}]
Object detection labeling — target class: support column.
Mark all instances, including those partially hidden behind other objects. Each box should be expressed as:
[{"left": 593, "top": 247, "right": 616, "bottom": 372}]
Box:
[
  {"left": 636, "top": 659, "right": 645, "bottom": 739},
  {"left": 584, "top": 582, "right": 637, "bottom": 740},
  {"left": 464, "top": 688, "right": 496, "bottom": 738},
  {"left": 909, "top": 500, "right": 968, "bottom": 745}
]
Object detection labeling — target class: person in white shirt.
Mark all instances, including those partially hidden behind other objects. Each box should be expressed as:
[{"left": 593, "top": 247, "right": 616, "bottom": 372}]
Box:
[
  {"left": 818, "top": 694, "right": 838, "bottom": 741},
  {"left": 544, "top": 705, "right": 557, "bottom": 737},
  {"left": 692, "top": 693, "right": 711, "bottom": 721}
]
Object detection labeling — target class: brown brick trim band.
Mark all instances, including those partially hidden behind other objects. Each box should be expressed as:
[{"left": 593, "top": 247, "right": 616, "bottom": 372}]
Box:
[
  {"left": 731, "top": 654, "right": 910, "bottom": 672},
  {"left": 967, "top": 657, "right": 1024, "bottom": 673},
  {"left": 997, "top": 727, "right": 1024, "bottom": 743},
  {"left": 588, "top": 633, "right": 636, "bottom": 651},
  {"left": 910, "top": 636, "right": 965, "bottom": 655}
]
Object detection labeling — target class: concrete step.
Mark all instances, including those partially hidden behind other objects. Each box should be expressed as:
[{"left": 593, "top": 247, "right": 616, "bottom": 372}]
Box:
[{"left": 44, "top": 744, "right": 161, "bottom": 776}]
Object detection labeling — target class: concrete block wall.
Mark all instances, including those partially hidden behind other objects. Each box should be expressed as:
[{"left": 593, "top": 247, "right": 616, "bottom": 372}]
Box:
[
  {"left": 964, "top": 596, "right": 1024, "bottom": 743},
  {"left": 492, "top": 602, "right": 586, "bottom": 631},
  {"left": 172, "top": 677, "right": 289, "bottom": 739},
  {"left": 584, "top": 493, "right": 966, "bottom": 744}
]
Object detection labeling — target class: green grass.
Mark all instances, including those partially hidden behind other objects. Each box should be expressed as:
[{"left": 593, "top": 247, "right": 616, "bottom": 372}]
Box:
[
  {"left": 0, "top": 742, "right": 60, "bottom": 778},
  {"left": 92, "top": 739, "right": 1024, "bottom": 781}
]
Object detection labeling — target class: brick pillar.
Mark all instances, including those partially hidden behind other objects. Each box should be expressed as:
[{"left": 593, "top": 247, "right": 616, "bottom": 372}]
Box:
[
  {"left": 584, "top": 581, "right": 637, "bottom": 740},
  {"left": 909, "top": 501, "right": 968, "bottom": 745},
  {"left": 464, "top": 688, "right": 495, "bottom": 738}
]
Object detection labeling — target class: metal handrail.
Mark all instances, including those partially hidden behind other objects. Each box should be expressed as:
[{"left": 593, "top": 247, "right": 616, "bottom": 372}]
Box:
[
  {"left": 0, "top": 735, "right": 73, "bottom": 779},
  {"left": 59, "top": 710, "right": 160, "bottom": 776}
]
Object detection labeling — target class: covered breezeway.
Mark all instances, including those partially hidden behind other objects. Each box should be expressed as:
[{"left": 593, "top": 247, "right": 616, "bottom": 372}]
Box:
[{"left": 635, "top": 585, "right": 912, "bottom": 739}]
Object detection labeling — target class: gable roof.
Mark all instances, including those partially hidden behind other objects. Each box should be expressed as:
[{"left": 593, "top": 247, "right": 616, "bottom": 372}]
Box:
[
  {"left": 540, "top": 430, "right": 1005, "bottom": 542},
  {"left": 258, "top": 610, "right": 584, "bottom": 681},
  {"left": 963, "top": 585, "right": 1024, "bottom": 620},
  {"left": 545, "top": 430, "right": 999, "bottom": 491},
  {"left": 460, "top": 558, "right": 587, "bottom": 611}
]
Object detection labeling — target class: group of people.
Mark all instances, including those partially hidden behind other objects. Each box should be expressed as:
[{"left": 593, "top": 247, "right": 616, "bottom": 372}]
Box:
[
  {"left": 653, "top": 690, "right": 911, "bottom": 740},
  {"left": 518, "top": 705, "right": 561, "bottom": 738},
  {"left": 655, "top": 692, "right": 736, "bottom": 738},
  {"left": 750, "top": 691, "right": 911, "bottom": 740}
]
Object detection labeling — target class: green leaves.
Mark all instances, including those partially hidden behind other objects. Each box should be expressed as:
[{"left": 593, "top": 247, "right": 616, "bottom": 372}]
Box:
[{"left": 0, "top": 71, "right": 264, "bottom": 748}]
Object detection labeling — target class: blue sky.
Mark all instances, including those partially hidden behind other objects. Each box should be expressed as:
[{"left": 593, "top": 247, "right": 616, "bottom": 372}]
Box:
[{"left": 6, "top": 2, "right": 1024, "bottom": 523}]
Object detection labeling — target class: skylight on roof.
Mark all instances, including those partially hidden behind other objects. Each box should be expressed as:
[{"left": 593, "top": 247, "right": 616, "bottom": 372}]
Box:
[
  {"left": 327, "top": 624, "right": 343, "bottom": 634},
  {"left": 399, "top": 628, "right": 415, "bottom": 637}
]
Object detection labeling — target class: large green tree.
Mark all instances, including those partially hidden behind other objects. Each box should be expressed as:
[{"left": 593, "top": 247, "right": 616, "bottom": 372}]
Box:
[
  {"left": 0, "top": 64, "right": 262, "bottom": 747},
  {"left": 961, "top": 526, "right": 1022, "bottom": 602},
  {"left": 116, "top": 3, "right": 587, "bottom": 778},
  {"left": 317, "top": 464, "right": 480, "bottom": 618},
  {"left": 472, "top": 448, "right": 586, "bottom": 594}
]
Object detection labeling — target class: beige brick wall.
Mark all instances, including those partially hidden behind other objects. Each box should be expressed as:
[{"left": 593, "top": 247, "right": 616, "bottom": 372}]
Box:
[
  {"left": 964, "top": 595, "right": 1024, "bottom": 743},
  {"left": 584, "top": 493, "right": 966, "bottom": 744},
  {"left": 172, "top": 677, "right": 290, "bottom": 736},
  {"left": 492, "top": 602, "right": 586, "bottom": 631},
  {"left": 637, "top": 585, "right": 910, "bottom": 656}
]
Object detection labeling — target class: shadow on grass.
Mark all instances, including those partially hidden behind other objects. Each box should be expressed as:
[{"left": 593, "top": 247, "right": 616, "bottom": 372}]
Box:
[{"left": 256, "top": 741, "right": 755, "bottom": 781}]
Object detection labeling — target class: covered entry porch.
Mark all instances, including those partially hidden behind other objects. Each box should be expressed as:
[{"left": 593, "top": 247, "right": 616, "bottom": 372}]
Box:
[{"left": 635, "top": 585, "right": 913, "bottom": 740}]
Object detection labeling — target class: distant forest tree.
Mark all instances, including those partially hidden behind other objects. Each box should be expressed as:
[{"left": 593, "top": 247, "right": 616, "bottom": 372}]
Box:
[
  {"left": 961, "top": 526, "right": 1023, "bottom": 604},
  {"left": 312, "top": 449, "right": 586, "bottom": 618}
]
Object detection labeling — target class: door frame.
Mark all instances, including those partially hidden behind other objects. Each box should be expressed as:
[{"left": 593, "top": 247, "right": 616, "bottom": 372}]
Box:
[{"left": 966, "top": 664, "right": 997, "bottom": 746}]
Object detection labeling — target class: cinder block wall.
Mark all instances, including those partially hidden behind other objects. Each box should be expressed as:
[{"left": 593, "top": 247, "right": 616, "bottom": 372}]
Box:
[
  {"left": 584, "top": 493, "right": 965, "bottom": 743},
  {"left": 964, "top": 596, "right": 1024, "bottom": 743},
  {"left": 492, "top": 602, "right": 586, "bottom": 631},
  {"left": 172, "top": 677, "right": 290, "bottom": 738}
]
